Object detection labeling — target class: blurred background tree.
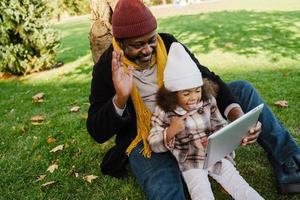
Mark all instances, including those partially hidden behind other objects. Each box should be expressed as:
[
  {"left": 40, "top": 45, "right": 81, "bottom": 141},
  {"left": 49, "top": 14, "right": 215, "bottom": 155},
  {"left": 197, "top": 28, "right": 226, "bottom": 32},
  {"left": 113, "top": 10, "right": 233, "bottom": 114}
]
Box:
[
  {"left": 145, "top": 0, "right": 173, "bottom": 6},
  {"left": 89, "top": 0, "right": 117, "bottom": 63},
  {"left": 48, "top": 0, "right": 90, "bottom": 21},
  {"left": 0, "top": 0, "right": 60, "bottom": 75}
]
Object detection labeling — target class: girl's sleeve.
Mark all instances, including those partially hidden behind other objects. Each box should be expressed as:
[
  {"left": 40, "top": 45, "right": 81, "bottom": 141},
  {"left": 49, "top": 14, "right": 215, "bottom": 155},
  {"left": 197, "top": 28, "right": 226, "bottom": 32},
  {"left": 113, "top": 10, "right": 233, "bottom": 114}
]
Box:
[
  {"left": 148, "top": 106, "right": 170, "bottom": 153},
  {"left": 210, "top": 97, "right": 228, "bottom": 132}
]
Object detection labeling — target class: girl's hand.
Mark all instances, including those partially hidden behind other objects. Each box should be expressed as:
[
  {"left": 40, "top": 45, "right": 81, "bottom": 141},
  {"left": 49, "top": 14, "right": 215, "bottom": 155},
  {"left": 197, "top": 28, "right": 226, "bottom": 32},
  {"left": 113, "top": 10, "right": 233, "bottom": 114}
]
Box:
[{"left": 166, "top": 114, "right": 188, "bottom": 143}]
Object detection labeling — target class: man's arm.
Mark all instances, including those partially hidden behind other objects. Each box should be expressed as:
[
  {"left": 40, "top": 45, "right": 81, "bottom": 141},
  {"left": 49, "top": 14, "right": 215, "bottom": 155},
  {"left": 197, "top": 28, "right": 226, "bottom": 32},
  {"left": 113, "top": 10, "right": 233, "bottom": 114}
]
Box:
[{"left": 87, "top": 48, "right": 132, "bottom": 143}]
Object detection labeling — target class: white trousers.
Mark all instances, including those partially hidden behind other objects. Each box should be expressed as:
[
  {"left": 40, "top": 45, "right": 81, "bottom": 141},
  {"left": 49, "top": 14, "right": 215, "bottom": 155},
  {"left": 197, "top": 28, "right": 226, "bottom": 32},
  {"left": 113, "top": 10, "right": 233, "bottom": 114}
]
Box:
[{"left": 182, "top": 159, "right": 264, "bottom": 200}]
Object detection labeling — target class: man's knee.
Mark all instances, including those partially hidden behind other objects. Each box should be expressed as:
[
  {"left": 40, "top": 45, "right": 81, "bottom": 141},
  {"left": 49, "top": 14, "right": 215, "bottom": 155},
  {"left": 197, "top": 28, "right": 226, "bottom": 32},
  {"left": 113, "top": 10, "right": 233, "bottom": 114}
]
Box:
[{"left": 229, "top": 80, "right": 254, "bottom": 92}]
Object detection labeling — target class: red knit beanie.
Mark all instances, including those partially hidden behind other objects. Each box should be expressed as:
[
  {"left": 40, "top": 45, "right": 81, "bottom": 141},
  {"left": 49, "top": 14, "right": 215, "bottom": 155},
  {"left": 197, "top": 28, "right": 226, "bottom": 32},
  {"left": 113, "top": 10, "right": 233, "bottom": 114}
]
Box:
[{"left": 112, "top": 0, "right": 157, "bottom": 39}]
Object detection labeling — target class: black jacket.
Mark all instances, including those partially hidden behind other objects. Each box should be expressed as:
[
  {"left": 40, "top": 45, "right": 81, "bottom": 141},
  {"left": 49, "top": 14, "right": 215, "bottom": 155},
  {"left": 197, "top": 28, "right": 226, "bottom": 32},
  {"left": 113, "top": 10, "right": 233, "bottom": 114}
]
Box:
[{"left": 87, "top": 33, "right": 238, "bottom": 177}]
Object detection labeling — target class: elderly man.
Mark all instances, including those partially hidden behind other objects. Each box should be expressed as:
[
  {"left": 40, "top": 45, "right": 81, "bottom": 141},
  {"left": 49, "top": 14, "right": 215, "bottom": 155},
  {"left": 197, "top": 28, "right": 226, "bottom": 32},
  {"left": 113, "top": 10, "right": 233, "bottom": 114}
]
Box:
[{"left": 87, "top": 0, "right": 300, "bottom": 198}]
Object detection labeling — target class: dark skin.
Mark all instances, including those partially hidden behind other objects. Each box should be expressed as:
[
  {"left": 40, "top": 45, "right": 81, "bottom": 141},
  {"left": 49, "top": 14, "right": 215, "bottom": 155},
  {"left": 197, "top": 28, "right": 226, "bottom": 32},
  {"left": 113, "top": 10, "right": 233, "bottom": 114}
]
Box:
[
  {"left": 111, "top": 30, "right": 261, "bottom": 146},
  {"left": 228, "top": 107, "right": 261, "bottom": 145},
  {"left": 112, "top": 30, "right": 157, "bottom": 109}
]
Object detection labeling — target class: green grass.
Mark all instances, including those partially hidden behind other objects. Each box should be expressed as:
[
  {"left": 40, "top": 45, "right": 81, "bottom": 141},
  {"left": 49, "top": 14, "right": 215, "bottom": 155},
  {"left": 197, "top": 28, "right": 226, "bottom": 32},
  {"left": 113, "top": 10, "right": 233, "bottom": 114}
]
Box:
[{"left": 1, "top": 4, "right": 300, "bottom": 200}]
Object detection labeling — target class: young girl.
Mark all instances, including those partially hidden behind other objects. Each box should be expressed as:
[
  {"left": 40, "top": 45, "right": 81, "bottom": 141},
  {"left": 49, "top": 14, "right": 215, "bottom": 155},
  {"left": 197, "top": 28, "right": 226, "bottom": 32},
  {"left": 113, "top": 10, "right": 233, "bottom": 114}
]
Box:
[{"left": 148, "top": 43, "right": 264, "bottom": 200}]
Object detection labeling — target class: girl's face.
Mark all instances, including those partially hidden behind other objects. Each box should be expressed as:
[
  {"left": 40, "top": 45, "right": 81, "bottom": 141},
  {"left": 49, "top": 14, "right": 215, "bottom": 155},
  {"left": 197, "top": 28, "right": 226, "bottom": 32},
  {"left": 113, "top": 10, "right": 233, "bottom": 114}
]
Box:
[{"left": 176, "top": 87, "right": 202, "bottom": 111}]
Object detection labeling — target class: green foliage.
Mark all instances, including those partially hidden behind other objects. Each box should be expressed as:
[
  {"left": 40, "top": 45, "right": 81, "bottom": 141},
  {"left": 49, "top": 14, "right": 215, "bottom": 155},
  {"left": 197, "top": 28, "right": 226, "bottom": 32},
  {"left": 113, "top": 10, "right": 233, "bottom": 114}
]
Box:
[
  {"left": 0, "top": 0, "right": 60, "bottom": 75},
  {"left": 145, "top": 0, "right": 173, "bottom": 6},
  {"left": 48, "top": 0, "right": 90, "bottom": 20}
]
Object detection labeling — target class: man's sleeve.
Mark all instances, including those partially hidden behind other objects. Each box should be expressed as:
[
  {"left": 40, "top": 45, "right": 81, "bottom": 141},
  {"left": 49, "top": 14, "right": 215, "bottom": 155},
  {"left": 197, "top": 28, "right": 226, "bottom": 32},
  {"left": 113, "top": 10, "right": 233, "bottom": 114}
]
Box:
[{"left": 86, "top": 52, "right": 132, "bottom": 143}]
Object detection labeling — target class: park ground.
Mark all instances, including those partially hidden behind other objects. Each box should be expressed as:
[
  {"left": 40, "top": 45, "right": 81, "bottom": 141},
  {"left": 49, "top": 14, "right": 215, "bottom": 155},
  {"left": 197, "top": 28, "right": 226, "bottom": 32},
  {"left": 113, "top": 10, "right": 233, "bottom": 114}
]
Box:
[{"left": 0, "top": 0, "right": 300, "bottom": 199}]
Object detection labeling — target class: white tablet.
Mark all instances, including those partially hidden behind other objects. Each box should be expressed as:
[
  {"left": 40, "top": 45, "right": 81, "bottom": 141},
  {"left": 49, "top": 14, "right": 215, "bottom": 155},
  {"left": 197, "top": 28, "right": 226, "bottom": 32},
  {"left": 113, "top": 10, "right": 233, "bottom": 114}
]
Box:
[{"left": 203, "top": 104, "right": 264, "bottom": 169}]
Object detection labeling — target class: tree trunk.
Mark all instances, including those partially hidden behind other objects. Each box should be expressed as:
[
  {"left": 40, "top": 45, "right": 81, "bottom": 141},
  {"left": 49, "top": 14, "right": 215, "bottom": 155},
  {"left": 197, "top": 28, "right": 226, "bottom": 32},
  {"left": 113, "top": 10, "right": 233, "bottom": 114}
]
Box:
[{"left": 89, "top": 0, "right": 117, "bottom": 63}]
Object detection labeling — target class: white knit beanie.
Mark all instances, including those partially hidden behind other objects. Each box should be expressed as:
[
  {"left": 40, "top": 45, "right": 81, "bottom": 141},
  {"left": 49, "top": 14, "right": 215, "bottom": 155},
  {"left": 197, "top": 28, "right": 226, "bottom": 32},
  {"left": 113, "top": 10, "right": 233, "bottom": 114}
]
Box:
[{"left": 164, "top": 42, "right": 203, "bottom": 92}]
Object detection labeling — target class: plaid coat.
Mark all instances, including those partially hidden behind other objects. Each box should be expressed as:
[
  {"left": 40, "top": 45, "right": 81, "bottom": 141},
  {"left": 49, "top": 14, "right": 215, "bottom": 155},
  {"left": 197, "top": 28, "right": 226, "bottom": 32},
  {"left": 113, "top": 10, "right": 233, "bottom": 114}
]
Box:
[{"left": 148, "top": 97, "right": 229, "bottom": 171}]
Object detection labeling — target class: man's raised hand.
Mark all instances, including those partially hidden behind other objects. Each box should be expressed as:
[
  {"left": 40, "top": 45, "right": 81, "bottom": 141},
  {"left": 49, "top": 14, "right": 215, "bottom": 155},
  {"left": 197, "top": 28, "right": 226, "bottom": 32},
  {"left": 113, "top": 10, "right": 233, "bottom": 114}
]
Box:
[{"left": 112, "top": 50, "right": 133, "bottom": 109}]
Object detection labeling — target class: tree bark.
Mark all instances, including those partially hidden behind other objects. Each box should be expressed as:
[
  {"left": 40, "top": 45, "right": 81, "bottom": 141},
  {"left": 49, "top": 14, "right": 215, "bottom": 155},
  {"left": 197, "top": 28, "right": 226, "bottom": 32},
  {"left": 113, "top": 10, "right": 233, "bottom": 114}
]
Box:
[{"left": 89, "top": 0, "right": 117, "bottom": 63}]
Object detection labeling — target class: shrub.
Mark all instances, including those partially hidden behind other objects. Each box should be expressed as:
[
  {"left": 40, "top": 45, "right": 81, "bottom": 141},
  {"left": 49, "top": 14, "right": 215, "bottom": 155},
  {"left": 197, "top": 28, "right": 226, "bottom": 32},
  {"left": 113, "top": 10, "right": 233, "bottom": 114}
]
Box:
[{"left": 0, "top": 0, "right": 60, "bottom": 75}]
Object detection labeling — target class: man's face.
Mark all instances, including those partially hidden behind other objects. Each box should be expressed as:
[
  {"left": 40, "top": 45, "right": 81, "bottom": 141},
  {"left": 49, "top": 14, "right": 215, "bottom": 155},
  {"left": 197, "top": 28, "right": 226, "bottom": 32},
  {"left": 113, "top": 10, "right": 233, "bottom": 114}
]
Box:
[{"left": 121, "top": 30, "right": 157, "bottom": 68}]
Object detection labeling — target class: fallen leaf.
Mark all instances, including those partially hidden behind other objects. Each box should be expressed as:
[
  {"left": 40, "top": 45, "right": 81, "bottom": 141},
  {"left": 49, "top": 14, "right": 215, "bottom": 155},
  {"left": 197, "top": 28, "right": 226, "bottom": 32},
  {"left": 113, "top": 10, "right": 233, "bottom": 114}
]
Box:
[
  {"left": 19, "top": 125, "right": 27, "bottom": 134},
  {"left": 80, "top": 114, "right": 88, "bottom": 120},
  {"left": 274, "top": 100, "right": 288, "bottom": 108},
  {"left": 47, "top": 163, "right": 58, "bottom": 173},
  {"left": 70, "top": 106, "right": 80, "bottom": 112},
  {"left": 83, "top": 175, "right": 98, "bottom": 183},
  {"left": 50, "top": 144, "right": 64, "bottom": 153},
  {"left": 69, "top": 166, "right": 79, "bottom": 178},
  {"left": 31, "top": 122, "right": 44, "bottom": 126},
  {"left": 219, "top": 185, "right": 229, "bottom": 195},
  {"left": 32, "top": 92, "right": 44, "bottom": 103},
  {"left": 31, "top": 115, "right": 45, "bottom": 123},
  {"left": 281, "top": 72, "right": 289, "bottom": 76},
  {"left": 47, "top": 137, "right": 57, "bottom": 144},
  {"left": 36, "top": 175, "right": 46, "bottom": 181},
  {"left": 41, "top": 181, "right": 56, "bottom": 187},
  {"left": 34, "top": 155, "right": 42, "bottom": 161}
]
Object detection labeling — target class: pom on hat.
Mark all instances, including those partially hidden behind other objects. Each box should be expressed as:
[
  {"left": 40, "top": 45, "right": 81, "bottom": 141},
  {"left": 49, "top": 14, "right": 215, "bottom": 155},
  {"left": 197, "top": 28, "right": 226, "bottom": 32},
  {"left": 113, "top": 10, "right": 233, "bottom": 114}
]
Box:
[
  {"left": 112, "top": 0, "right": 157, "bottom": 39},
  {"left": 164, "top": 43, "right": 203, "bottom": 92}
]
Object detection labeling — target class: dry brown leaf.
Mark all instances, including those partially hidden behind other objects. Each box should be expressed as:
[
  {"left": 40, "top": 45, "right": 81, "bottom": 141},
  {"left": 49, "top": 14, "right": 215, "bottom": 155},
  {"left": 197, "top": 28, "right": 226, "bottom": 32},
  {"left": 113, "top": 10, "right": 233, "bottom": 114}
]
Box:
[
  {"left": 83, "top": 175, "right": 98, "bottom": 183},
  {"left": 80, "top": 114, "right": 88, "bottom": 120},
  {"left": 36, "top": 175, "right": 46, "bottom": 181},
  {"left": 69, "top": 166, "right": 79, "bottom": 178},
  {"left": 31, "top": 115, "right": 45, "bottom": 123},
  {"left": 41, "top": 181, "right": 56, "bottom": 187},
  {"left": 47, "top": 163, "right": 58, "bottom": 173},
  {"left": 36, "top": 99, "right": 44, "bottom": 103},
  {"left": 219, "top": 185, "right": 229, "bottom": 195},
  {"left": 31, "top": 122, "right": 44, "bottom": 126},
  {"left": 70, "top": 106, "right": 80, "bottom": 112},
  {"left": 281, "top": 72, "right": 289, "bottom": 76},
  {"left": 69, "top": 169, "right": 79, "bottom": 178},
  {"left": 47, "top": 137, "right": 57, "bottom": 144},
  {"left": 32, "top": 92, "right": 44, "bottom": 103},
  {"left": 50, "top": 144, "right": 64, "bottom": 153},
  {"left": 19, "top": 125, "right": 27, "bottom": 134},
  {"left": 274, "top": 100, "right": 288, "bottom": 108}
]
